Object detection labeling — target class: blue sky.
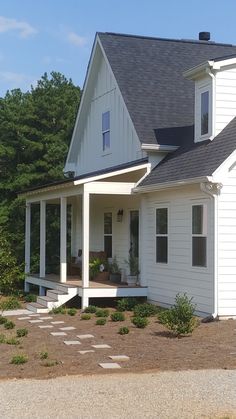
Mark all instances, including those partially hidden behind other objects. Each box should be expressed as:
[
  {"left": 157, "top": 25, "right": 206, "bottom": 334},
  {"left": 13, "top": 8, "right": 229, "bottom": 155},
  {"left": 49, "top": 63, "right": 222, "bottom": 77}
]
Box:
[{"left": 1, "top": 0, "right": 236, "bottom": 96}]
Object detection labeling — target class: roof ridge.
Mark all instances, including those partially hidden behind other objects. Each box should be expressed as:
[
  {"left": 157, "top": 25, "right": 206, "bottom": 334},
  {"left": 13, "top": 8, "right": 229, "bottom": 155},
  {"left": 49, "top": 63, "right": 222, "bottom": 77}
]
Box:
[{"left": 98, "top": 31, "right": 235, "bottom": 47}]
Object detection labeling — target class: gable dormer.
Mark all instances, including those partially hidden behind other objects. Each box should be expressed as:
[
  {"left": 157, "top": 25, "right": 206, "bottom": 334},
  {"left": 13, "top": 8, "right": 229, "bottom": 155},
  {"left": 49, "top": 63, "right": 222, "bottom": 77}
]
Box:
[{"left": 184, "top": 56, "right": 236, "bottom": 143}]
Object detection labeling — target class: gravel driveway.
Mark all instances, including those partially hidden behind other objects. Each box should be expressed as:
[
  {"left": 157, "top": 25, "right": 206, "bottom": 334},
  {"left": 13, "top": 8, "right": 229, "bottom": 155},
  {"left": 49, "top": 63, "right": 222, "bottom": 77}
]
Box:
[{"left": 1, "top": 370, "right": 236, "bottom": 419}]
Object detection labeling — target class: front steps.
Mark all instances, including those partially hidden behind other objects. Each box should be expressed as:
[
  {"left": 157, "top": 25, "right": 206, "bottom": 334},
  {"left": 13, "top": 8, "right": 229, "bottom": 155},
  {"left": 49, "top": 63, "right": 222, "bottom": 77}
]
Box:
[{"left": 27, "top": 283, "right": 78, "bottom": 313}]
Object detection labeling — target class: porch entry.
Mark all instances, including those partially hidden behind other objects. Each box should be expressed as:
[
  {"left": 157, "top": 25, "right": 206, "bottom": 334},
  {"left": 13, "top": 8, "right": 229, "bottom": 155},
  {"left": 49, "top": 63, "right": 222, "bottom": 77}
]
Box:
[{"left": 130, "top": 210, "right": 139, "bottom": 257}]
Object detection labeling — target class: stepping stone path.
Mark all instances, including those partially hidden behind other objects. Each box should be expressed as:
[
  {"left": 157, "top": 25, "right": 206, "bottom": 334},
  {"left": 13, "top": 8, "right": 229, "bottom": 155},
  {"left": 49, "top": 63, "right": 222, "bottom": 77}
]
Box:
[
  {"left": 39, "top": 325, "right": 53, "bottom": 329},
  {"left": 18, "top": 317, "right": 31, "bottom": 320},
  {"left": 51, "top": 332, "right": 67, "bottom": 336},
  {"left": 79, "top": 350, "right": 95, "bottom": 354},
  {"left": 51, "top": 321, "right": 64, "bottom": 325},
  {"left": 99, "top": 363, "right": 121, "bottom": 369},
  {"left": 77, "top": 334, "right": 94, "bottom": 339},
  {"left": 29, "top": 320, "right": 43, "bottom": 323},
  {"left": 92, "top": 344, "right": 111, "bottom": 349},
  {"left": 109, "top": 355, "right": 130, "bottom": 362},
  {"left": 29, "top": 314, "right": 40, "bottom": 317},
  {"left": 59, "top": 327, "right": 76, "bottom": 331},
  {"left": 64, "top": 340, "right": 81, "bottom": 345},
  {"left": 39, "top": 317, "right": 53, "bottom": 320}
]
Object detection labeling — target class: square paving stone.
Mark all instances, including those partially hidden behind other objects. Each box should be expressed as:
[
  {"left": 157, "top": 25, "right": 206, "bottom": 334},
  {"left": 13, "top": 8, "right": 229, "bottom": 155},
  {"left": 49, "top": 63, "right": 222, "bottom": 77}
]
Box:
[
  {"left": 64, "top": 340, "right": 81, "bottom": 345},
  {"left": 18, "top": 317, "right": 31, "bottom": 320},
  {"left": 108, "top": 355, "right": 130, "bottom": 362},
  {"left": 51, "top": 321, "right": 65, "bottom": 325},
  {"left": 59, "top": 327, "right": 76, "bottom": 331},
  {"left": 77, "top": 334, "right": 94, "bottom": 339},
  {"left": 29, "top": 320, "right": 43, "bottom": 323},
  {"left": 39, "top": 317, "right": 53, "bottom": 320},
  {"left": 78, "top": 350, "right": 95, "bottom": 354},
  {"left": 38, "top": 325, "right": 53, "bottom": 329},
  {"left": 92, "top": 344, "right": 111, "bottom": 349},
  {"left": 99, "top": 363, "right": 121, "bottom": 369},
  {"left": 51, "top": 332, "right": 67, "bottom": 336}
]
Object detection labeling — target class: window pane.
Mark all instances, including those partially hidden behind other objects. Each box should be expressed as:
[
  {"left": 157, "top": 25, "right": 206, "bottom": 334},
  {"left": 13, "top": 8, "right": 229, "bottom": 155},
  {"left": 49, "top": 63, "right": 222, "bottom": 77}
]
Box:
[
  {"left": 104, "top": 236, "right": 112, "bottom": 258},
  {"left": 156, "top": 208, "right": 168, "bottom": 234},
  {"left": 104, "top": 212, "right": 112, "bottom": 234},
  {"left": 103, "top": 131, "right": 110, "bottom": 150},
  {"left": 156, "top": 237, "right": 168, "bottom": 263},
  {"left": 192, "top": 237, "right": 206, "bottom": 267},
  {"left": 102, "top": 111, "right": 110, "bottom": 131},
  {"left": 192, "top": 205, "right": 203, "bottom": 235},
  {"left": 201, "top": 91, "right": 209, "bottom": 135}
]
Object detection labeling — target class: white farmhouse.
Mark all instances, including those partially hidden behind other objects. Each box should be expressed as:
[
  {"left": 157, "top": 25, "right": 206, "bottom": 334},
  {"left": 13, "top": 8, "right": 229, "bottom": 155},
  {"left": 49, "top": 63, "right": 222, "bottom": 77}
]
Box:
[{"left": 23, "top": 31, "right": 236, "bottom": 318}]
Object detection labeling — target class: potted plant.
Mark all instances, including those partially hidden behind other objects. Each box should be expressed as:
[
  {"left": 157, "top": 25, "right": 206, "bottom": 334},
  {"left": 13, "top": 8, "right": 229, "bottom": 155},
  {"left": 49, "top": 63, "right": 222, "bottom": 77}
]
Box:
[
  {"left": 89, "top": 258, "right": 103, "bottom": 280},
  {"left": 125, "top": 254, "right": 139, "bottom": 286},
  {"left": 109, "top": 257, "right": 121, "bottom": 284}
]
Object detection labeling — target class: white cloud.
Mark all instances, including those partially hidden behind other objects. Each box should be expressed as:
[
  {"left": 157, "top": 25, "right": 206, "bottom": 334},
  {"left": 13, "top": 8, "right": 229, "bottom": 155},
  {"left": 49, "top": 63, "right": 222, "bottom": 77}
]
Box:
[
  {"left": 0, "top": 16, "right": 37, "bottom": 38},
  {"left": 0, "top": 71, "right": 36, "bottom": 91},
  {"left": 67, "top": 32, "right": 87, "bottom": 47}
]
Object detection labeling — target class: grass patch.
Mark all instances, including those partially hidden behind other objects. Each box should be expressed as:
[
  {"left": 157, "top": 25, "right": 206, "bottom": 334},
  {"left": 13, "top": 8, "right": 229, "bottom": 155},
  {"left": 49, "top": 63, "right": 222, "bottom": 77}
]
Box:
[
  {"left": 0, "top": 316, "right": 8, "bottom": 325},
  {"left": 95, "top": 309, "right": 109, "bottom": 318},
  {"left": 10, "top": 354, "right": 28, "bottom": 365},
  {"left": 0, "top": 333, "right": 6, "bottom": 343},
  {"left": 0, "top": 297, "right": 21, "bottom": 311},
  {"left": 4, "top": 320, "right": 15, "bottom": 330},
  {"left": 81, "top": 313, "right": 91, "bottom": 320},
  {"left": 42, "top": 360, "right": 59, "bottom": 367},
  {"left": 118, "top": 326, "right": 129, "bottom": 335},
  {"left": 39, "top": 350, "right": 49, "bottom": 360},
  {"left": 96, "top": 318, "right": 106, "bottom": 326},
  {"left": 16, "top": 328, "right": 28, "bottom": 338},
  {"left": 110, "top": 312, "right": 125, "bottom": 322},
  {"left": 6, "top": 337, "right": 20, "bottom": 345}
]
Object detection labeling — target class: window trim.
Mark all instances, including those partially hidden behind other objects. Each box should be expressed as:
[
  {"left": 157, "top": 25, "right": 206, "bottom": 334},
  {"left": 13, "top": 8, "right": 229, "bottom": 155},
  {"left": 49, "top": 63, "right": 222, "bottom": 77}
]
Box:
[
  {"left": 102, "top": 111, "right": 110, "bottom": 152},
  {"left": 200, "top": 90, "right": 209, "bottom": 136},
  {"left": 191, "top": 203, "right": 207, "bottom": 268},
  {"left": 194, "top": 78, "right": 212, "bottom": 143},
  {"left": 104, "top": 211, "right": 112, "bottom": 258},
  {"left": 155, "top": 206, "right": 169, "bottom": 265}
]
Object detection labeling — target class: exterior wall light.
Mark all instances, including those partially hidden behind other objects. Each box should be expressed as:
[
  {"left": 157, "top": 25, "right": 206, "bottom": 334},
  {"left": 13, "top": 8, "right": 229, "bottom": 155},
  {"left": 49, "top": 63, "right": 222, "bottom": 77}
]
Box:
[{"left": 117, "top": 209, "right": 124, "bottom": 222}]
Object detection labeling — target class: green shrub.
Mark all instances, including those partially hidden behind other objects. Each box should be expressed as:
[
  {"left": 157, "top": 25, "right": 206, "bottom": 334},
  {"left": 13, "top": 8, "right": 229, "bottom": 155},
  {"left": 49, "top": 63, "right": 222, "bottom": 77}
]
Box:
[
  {"left": 118, "top": 326, "right": 129, "bottom": 335},
  {"left": 10, "top": 354, "right": 28, "bottom": 365},
  {"left": 40, "top": 351, "right": 49, "bottom": 360},
  {"left": 42, "top": 360, "right": 59, "bottom": 367},
  {"left": 0, "top": 315, "right": 8, "bottom": 325},
  {"left": 0, "top": 333, "right": 6, "bottom": 343},
  {"left": 110, "top": 311, "right": 125, "bottom": 322},
  {"left": 96, "top": 318, "right": 107, "bottom": 325},
  {"left": 95, "top": 309, "right": 109, "bottom": 318},
  {"left": 16, "top": 328, "right": 28, "bottom": 337},
  {"left": 49, "top": 306, "right": 66, "bottom": 315},
  {"left": 81, "top": 313, "right": 91, "bottom": 320},
  {"left": 116, "top": 298, "right": 138, "bottom": 312},
  {"left": 84, "top": 305, "right": 97, "bottom": 313},
  {"left": 24, "top": 294, "right": 37, "bottom": 303},
  {"left": 158, "top": 293, "right": 198, "bottom": 336},
  {"left": 67, "top": 308, "right": 77, "bottom": 316},
  {"left": 133, "top": 303, "right": 157, "bottom": 318},
  {"left": 6, "top": 337, "right": 20, "bottom": 345},
  {"left": 0, "top": 297, "right": 21, "bottom": 311},
  {"left": 132, "top": 316, "right": 149, "bottom": 328},
  {"left": 4, "top": 320, "right": 15, "bottom": 329}
]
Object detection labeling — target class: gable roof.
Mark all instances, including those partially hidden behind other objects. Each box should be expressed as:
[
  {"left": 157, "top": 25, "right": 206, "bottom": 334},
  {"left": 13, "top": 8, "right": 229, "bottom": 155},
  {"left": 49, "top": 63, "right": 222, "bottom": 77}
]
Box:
[
  {"left": 98, "top": 32, "right": 236, "bottom": 145},
  {"left": 139, "top": 116, "right": 236, "bottom": 188}
]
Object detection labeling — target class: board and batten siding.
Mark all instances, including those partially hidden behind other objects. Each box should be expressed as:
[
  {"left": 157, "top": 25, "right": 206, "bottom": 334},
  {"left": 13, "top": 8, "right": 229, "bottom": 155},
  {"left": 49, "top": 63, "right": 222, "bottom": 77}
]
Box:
[
  {"left": 218, "top": 165, "right": 236, "bottom": 316},
  {"left": 141, "top": 185, "right": 214, "bottom": 315},
  {"left": 75, "top": 48, "right": 143, "bottom": 176},
  {"left": 215, "top": 68, "right": 236, "bottom": 136}
]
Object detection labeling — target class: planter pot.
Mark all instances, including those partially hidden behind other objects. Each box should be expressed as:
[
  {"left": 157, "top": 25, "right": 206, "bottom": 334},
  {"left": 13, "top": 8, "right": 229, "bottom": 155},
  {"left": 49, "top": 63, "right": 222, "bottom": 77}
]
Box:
[
  {"left": 126, "top": 275, "right": 137, "bottom": 286},
  {"left": 109, "top": 273, "right": 121, "bottom": 284}
]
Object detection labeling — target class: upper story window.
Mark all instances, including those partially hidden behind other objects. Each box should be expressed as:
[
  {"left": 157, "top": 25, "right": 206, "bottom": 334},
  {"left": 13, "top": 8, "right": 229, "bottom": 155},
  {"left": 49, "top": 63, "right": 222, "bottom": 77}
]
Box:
[
  {"left": 194, "top": 77, "right": 212, "bottom": 143},
  {"left": 201, "top": 91, "right": 209, "bottom": 135},
  {"left": 102, "top": 111, "right": 110, "bottom": 151}
]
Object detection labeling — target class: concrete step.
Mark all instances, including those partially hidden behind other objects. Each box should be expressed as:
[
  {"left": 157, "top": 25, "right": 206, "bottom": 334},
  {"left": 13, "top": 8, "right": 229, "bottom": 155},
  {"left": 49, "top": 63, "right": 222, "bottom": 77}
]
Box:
[
  {"left": 37, "top": 296, "right": 57, "bottom": 307},
  {"left": 47, "top": 290, "right": 67, "bottom": 300},
  {"left": 26, "top": 302, "right": 49, "bottom": 314}
]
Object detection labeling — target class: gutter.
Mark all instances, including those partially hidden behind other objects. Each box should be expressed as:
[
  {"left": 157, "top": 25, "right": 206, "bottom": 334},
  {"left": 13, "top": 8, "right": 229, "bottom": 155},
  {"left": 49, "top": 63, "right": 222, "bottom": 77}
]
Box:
[
  {"left": 133, "top": 176, "right": 213, "bottom": 193},
  {"left": 141, "top": 144, "right": 179, "bottom": 153}
]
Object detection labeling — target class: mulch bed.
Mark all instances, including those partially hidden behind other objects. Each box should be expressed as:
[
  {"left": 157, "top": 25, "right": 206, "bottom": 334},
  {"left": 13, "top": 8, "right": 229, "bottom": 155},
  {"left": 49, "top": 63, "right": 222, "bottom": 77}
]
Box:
[{"left": 0, "top": 310, "right": 236, "bottom": 380}]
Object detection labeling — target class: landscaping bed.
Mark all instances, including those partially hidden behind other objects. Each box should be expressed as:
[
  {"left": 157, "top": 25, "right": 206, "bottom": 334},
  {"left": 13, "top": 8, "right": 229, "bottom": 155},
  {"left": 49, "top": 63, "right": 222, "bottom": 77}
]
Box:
[{"left": 0, "top": 306, "right": 236, "bottom": 380}]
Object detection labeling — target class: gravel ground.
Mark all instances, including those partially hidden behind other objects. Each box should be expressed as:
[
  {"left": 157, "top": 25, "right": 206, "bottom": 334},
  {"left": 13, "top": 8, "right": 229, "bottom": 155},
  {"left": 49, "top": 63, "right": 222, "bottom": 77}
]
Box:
[{"left": 1, "top": 370, "right": 236, "bottom": 419}]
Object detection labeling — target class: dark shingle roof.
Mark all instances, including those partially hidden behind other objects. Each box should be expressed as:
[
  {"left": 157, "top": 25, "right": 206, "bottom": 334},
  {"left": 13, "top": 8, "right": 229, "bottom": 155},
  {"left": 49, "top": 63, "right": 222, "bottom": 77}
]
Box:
[
  {"left": 139, "top": 117, "right": 236, "bottom": 187},
  {"left": 98, "top": 32, "right": 236, "bottom": 144}
]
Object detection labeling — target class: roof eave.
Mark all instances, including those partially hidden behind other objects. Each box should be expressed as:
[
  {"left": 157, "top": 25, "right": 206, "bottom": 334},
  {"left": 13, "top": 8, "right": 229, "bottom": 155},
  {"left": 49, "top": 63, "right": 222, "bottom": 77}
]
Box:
[{"left": 133, "top": 176, "right": 213, "bottom": 193}]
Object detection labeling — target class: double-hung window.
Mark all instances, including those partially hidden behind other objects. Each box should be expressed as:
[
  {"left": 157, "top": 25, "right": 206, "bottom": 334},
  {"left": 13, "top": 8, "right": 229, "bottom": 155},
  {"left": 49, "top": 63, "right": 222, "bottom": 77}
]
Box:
[
  {"left": 201, "top": 91, "right": 209, "bottom": 136},
  {"left": 104, "top": 212, "right": 112, "bottom": 258},
  {"left": 102, "top": 111, "right": 110, "bottom": 151},
  {"left": 156, "top": 208, "right": 168, "bottom": 264},
  {"left": 192, "top": 205, "right": 207, "bottom": 267}
]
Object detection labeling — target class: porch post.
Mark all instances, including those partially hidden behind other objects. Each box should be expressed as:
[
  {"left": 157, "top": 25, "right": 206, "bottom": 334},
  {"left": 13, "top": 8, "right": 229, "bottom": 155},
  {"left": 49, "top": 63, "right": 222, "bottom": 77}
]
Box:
[
  {"left": 40, "top": 200, "right": 46, "bottom": 278},
  {"left": 25, "top": 203, "right": 31, "bottom": 274},
  {"left": 60, "top": 197, "right": 67, "bottom": 283},
  {"left": 82, "top": 187, "right": 90, "bottom": 295}
]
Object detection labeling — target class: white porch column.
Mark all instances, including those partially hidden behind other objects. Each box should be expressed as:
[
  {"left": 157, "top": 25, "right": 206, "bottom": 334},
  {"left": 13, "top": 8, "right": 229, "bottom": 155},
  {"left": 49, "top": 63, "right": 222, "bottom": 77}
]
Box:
[
  {"left": 82, "top": 188, "right": 90, "bottom": 290},
  {"left": 60, "top": 197, "right": 67, "bottom": 283},
  {"left": 25, "top": 203, "right": 31, "bottom": 274},
  {"left": 40, "top": 200, "right": 46, "bottom": 278}
]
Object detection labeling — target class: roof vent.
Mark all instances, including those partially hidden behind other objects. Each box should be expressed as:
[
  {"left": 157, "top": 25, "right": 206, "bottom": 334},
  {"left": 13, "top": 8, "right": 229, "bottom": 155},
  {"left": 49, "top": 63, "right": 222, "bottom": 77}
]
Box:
[{"left": 199, "top": 32, "right": 210, "bottom": 41}]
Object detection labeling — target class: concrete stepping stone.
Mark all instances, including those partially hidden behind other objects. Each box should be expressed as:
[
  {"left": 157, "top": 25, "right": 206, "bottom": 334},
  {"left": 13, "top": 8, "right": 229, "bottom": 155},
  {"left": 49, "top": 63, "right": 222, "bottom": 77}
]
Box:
[
  {"left": 51, "top": 321, "right": 65, "bottom": 325},
  {"left": 77, "top": 334, "right": 94, "bottom": 339},
  {"left": 18, "top": 317, "right": 31, "bottom": 320},
  {"left": 92, "top": 344, "right": 111, "bottom": 349},
  {"left": 39, "top": 317, "right": 53, "bottom": 320},
  {"left": 51, "top": 332, "right": 67, "bottom": 336},
  {"left": 38, "top": 325, "right": 53, "bottom": 329},
  {"left": 29, "top": 314, "right": 40, "bottom": 317},
  {"left": 29, "top": 319, "right": 43, "bottom": 323},
  {"left": 59, "top": 327, "right": 76, "bottom": 331},
  {"left": 99, "top": 363, "right": 121, "bottom": 369},
  {"left": 78, "top": 350, "right": 95, "bottom": 354},
  {"left": 108, "top": 355, "right": 130, "bottom": 362},
  {"left": 64, "top": 340, "right": 81, "bottom": 345},
  {"left": 230, "top": 352, "right": 236, "bottom": 355}
]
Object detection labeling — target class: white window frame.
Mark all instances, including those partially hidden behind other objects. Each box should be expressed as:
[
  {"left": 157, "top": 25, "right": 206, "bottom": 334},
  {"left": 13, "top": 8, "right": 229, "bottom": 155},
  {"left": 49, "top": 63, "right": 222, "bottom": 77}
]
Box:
[
  {"left": 191, "top": 203, "right": 207, "bottom": 268},
  {"left": 102, "top": 111, "right": 110, "bottom": 152},
  {"left": 104, "top": 211, "right": 112, "bottom": 258},
  {"left": 155, "top": 206, "right": 168, "bottom": 265},
  {"left": 195, "top": 77, "right": 212, "bottom": 143}
]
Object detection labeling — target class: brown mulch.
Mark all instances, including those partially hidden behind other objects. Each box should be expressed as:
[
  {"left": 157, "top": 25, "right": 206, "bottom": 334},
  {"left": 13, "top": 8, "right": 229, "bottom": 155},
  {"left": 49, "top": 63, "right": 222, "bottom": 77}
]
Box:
[{"left": 0, "top": 311, "right": 236, "bottom": 380}]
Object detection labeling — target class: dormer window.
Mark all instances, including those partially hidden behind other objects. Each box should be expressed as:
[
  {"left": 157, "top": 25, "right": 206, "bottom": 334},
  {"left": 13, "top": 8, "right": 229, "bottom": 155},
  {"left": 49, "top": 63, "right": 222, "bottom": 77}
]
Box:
[
  {"left": 201, "top": 91, "right": 209, "bottom": 135},
  {"left": 102, "top": 111, "right": 110, "bottom": 151},
  {"left": 195, "top": 78, "right": 212, "bottom": 142}
]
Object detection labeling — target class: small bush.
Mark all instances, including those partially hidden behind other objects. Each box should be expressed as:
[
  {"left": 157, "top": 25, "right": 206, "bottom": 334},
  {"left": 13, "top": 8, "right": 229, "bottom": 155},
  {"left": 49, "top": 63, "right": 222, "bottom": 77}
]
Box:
[
  {"left": 96, "top": 318, "right": 107, "bottom": 326},
  {"left": 40, "top": 351, "right": 49, "bottom": 360},
  {"left": 42, "top": 360, "right": 59, "bottom": 367},
  {"left": 81, "top": 313, "right": 91, "bottom": 320},
  {"left": 6, "top": 337, "right": 20, "bottom": 345},
  {"left": 4, "top": 320, "right": 15, "bottom": 330},
  {"left": 16, "top": 328, "right": 28, "bottom": 338},
  {"left": 118, "top": 326, "right": 129, "bottom": 335},
  {"left": 110, "top": 312, "right": 125, "bottom": 322},
  {"left": 84, "top": 305, "right": 97, "bottom": 313},
  {"left": 67, "top": 308, "right": 77, "bottom": 316},
  {"left": 95, "top": 309, "right": 109, "bottom": 318},
  {"left": 158, "top": 293, "right": 198, "bottom": 336},
  {"left": 0, "top": 316, "right": 8, "bottom": 325},
  {"left": 133, "top": 303, "right": 157, "bottom": 318},
  {"left": 132, "top": 316, "right": 149, "bottom": 328},
  {"left": 117, "top": 297, "right": 138, "bottom": 312},
  {"left": 0, "top": 297, "right": 21, "bottom": 311},
  {"left": 0, "top": 333, "right": 6, "bottom": 343},
  {"left": 49, "top": 306, "right": 66, "bottom": 315},
  {"left": 10, "top": 354, "right": 28, "bottom": 365},
  {"left": 24, "top": 294, "right": 37, "bottom": 303}
]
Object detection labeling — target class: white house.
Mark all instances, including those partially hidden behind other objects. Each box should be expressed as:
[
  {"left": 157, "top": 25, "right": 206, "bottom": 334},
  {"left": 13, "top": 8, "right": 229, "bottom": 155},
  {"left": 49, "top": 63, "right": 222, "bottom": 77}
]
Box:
[{"left": 22, "top": 31, "right": 236, "bottom": 318}]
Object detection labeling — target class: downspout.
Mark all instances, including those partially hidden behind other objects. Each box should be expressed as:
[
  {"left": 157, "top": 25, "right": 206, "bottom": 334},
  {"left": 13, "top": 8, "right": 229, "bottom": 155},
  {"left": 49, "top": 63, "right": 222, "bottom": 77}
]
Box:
[{"left": 200, "top": 182, "right": 222, "bottom": 318}]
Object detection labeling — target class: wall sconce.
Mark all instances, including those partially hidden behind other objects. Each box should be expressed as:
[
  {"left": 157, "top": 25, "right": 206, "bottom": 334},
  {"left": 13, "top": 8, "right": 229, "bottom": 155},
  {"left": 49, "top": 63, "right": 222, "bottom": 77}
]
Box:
[{"left": 117, "top": 209, "right": 124, "bottom": 222}]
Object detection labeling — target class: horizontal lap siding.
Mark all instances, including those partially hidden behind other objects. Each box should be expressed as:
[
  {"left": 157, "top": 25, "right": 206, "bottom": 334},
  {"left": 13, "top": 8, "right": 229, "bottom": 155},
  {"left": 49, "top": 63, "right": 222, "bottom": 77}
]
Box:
[
  {"left": 142, "top": 186, "right": 214, "bottom": 314},
  {"left": 218, "top": 165, "right": 236, "bottom": 316},
  {"left": 215, "top": 69, "right": 236, "bottom": 136}
]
